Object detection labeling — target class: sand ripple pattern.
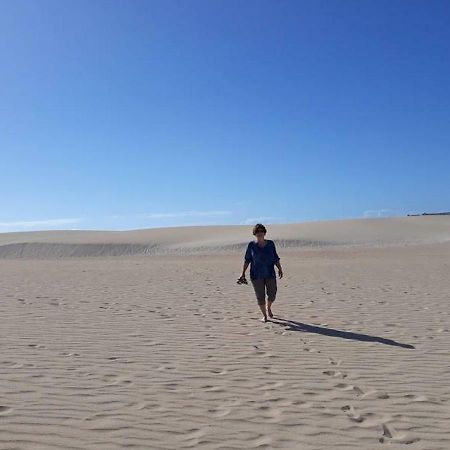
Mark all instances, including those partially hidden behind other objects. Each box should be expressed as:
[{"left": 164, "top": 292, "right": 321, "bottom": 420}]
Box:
[{"left": 1, "top": 244, "right": 449, "bottom": 449}]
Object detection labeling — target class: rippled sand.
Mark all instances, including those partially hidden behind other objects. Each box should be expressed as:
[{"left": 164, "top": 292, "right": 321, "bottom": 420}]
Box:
[{"left": 1, "top": 237, "right": 449, "bottom": 449}]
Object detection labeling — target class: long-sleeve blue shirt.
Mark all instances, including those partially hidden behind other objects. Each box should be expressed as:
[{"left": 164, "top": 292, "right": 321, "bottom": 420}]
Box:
[{"left": 244, "top": 240, "right": 280, "bottom": 280}]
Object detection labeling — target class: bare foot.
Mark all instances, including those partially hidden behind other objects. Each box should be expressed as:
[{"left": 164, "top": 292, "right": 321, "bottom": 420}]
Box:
[
  {"left": 261, "top": 316, "right": 268, "bottom": 323},
  {"left": 267, "top": 308, "right": 274, "bottom": 318}
]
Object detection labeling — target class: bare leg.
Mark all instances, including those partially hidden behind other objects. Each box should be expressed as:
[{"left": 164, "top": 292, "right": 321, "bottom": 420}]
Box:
[
  {"left": 267, "top": 300, "right": 274, "bottom": 318},
  {"left": 258, "top": 303, "right": 267, "bottom": 322}
]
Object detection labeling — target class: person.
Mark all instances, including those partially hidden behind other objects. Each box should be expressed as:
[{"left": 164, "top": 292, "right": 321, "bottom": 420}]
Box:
[{"left": 238, "top": 223, "right": 283, "bottom": 322}]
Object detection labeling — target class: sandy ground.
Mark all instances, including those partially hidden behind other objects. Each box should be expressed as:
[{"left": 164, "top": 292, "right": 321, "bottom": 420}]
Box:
[{"left": 1, "top": 238, "right": 449, "bottom": 449}]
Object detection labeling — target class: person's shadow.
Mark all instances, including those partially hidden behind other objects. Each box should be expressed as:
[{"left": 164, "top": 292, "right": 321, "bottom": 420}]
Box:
[{"left": 270, "top": 318, "right": 415, "bottom": 349}]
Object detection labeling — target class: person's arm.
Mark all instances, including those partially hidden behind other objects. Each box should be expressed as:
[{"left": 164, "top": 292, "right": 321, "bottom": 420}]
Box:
[
  {"left": 241, "top": 261, "right": 250, "bottom": 278},
  {"left": 273, "top": 241, "right": 283, "bottom": 278},
  {"left": 275, "top": 259, "right": 283, "bottom": 278},
  {"left": 239, "top": 243, "right": 252, "bottom": 280}
]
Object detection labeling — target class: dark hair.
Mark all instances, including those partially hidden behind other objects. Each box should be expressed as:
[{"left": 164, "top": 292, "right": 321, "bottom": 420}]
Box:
[{"left": 252, "top": 223, "right": 267, "bottom": 235}]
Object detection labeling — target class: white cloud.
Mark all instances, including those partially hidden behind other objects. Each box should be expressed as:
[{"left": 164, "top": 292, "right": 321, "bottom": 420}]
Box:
[
  {"left": 112, "top": 210, "right": 232, "bottom": 220},
  {"left": 0, "top": 218, "right": 82, "bottom": 232},
  {"left": 143, "top": 210, "right": 232, "bottom": 219},
  {"left": 362, "top": 209, "right": 392, "bottom": 218},
  {"left": 241, "top": 216, "right": 283, "bottom": 225}
]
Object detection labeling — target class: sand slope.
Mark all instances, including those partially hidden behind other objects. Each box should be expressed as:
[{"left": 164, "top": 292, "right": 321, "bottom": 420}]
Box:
[
  {"left": 0, "top": 216, "right": 449, "bottom": 257},
  {"left": 0, "top": 218, "right": 449, "bottom": 449}
]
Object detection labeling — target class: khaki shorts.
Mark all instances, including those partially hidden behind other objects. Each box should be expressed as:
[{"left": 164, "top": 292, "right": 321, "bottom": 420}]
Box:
[{"left": 251, "top": 278, "right": 277, "bottom": 305}]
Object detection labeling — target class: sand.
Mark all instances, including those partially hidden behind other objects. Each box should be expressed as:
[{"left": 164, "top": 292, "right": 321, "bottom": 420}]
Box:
[
  {"left": 1, "top": 217, "right": 450, "bottom": 258},
  {"left": 0, "top": 217, "right": 449, "bottom": 449}
]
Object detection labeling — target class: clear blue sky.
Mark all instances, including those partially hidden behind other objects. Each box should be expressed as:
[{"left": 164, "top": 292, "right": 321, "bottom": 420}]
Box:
[{"left": 1, "top": 0, "right": 449, "bottom": 231}]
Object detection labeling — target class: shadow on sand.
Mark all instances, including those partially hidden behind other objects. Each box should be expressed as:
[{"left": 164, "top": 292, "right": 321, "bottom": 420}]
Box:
[{"left": 270, "top": 318, "right": 415, "bottom": 349}]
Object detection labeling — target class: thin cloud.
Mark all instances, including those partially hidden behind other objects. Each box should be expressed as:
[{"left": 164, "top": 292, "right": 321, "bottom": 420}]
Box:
[
  {"left": 0, "top": 218, "right": 82, "bottom": 232},
  {"left": 112, "top": 210, "right": 232, "bottom": 219},
  {"left": 362, "top": 209, "right": 392, "bottom": 218},
  {"left": 144, "top": 210, "right": 232, "bottom": 219},
  {"left": 241, "top": 216, "right": 283, "bottom": 225}
]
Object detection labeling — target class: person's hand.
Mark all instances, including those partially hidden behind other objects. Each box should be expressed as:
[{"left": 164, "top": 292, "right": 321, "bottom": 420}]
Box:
[
  {"left": 278, "top": 269, "right": 283, "bottom": 279},
  {"left": 237, "top": 275, "right": 248, "bottom": 285}
]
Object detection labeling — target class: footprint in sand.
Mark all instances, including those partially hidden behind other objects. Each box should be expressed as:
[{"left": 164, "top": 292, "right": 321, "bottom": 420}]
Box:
[
  {"left": 336, "top": 383, "right": 364, "bottom": 396},
  {"left": 363, "top": 389, "right": 390, "bottom": 400},
  {"left": 341, "top": 405, "right": 365, "bottom": 423},
  {"left": 352, "top": 386, "right": 364, "bottom": 396},
  {"left": 103, "top": 374, "right": 133, "bottom": 386},
  {"left": 403, "top": 394, "right": 440, "bottom": 404},
  {"left": 323, "top": 370, "right": 347, "bottom": 379},
  {"left": 328, "top": 357, "right": 342, "bottom": 367},
  {"left": 0, "top": 406, "right": 12, "bottom": 415},
  {"left": 303, "top": 347, "right": 320, "bottom": 353},
  {"left": 379, "top": 423, "right": 420, "bottom": 445}
]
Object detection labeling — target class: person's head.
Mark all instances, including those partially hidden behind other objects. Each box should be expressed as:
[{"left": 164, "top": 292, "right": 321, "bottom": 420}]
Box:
[{"left": 252, "top": 223, "right": 267, "bottom": 242}]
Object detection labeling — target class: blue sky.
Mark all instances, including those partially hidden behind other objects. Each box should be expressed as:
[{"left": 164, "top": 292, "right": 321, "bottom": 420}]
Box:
[{"left": 1, "top": 0, "right": 449, "bottom": 232}]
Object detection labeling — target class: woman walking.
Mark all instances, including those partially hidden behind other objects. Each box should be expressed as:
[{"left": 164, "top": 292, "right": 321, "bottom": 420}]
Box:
[{"left": 238, "top": 224, "right": 283, "bottom": 322}]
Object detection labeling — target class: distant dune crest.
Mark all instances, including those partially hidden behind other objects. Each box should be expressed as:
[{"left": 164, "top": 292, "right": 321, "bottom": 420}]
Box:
[
  {"left": 0, "top": 217, "right": 449, "bottom": 258},
  {"left": 407, "top": 212, "right": 450, "bottom": 216}
]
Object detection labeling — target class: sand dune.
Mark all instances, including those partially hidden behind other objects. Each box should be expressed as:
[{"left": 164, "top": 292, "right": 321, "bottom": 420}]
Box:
[
  {"left": 0, "top": 216, "right": 449, "bottom": 258},
  {"left": 1, "top": 217, "right": 449, "bottom": 449}
]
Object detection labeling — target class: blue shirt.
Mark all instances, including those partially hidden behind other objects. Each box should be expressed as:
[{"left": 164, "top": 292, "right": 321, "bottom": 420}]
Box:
[{"left": 244, "top": 240, "right": 280, "bottom": 280}]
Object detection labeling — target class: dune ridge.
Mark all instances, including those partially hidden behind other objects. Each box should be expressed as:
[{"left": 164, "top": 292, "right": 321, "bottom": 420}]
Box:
[{"left": 0, "top": 217, "right": 449, "bottom": 258}]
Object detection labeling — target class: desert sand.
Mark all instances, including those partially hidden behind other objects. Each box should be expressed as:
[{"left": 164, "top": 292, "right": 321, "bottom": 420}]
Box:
[{"left": 1, "top": 217, "right": 449, "bottom": 449}]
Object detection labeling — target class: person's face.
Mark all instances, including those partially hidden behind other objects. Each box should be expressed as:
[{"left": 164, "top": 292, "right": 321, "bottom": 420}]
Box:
[{"left": 255, "top": 231, "right": 266, "bottom": 241}]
